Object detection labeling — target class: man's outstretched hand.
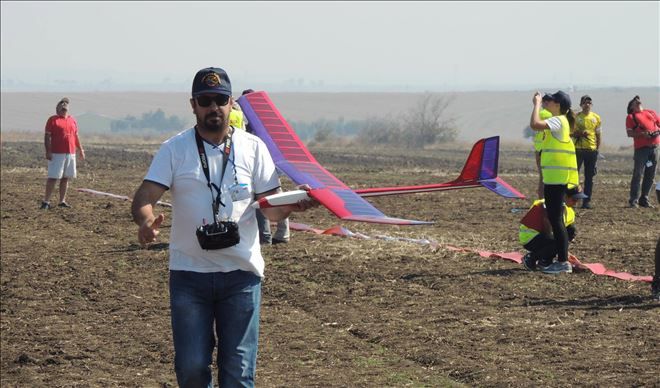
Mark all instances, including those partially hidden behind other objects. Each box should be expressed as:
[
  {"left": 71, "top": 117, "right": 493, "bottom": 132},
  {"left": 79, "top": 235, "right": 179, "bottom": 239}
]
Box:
[{"left": 138, "top": 213, "right": 165, "bottom": 247}]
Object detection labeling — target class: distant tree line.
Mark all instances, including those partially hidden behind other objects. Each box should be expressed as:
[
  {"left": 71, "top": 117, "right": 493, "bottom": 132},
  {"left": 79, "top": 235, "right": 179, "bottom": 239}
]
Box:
[
  {"left": 288, "top": 93, "right": 458, "bottom": 148},
  {"left": 107, "top": 95, "right": 458, "bottom": 148},
  {"left": 287, "top": 117, "right": 365, "bottom": 141},
  {"left": 110, "top": 109, "right": 187, "bottom": 132}
]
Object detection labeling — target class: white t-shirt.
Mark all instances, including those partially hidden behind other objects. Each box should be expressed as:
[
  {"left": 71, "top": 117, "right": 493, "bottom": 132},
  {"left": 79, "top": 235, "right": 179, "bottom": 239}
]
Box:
[
  {"left": 144, "top": 127, "right": 280, "bottom": 277},
  {"left": 545, "top": 116, "right": 565, "bottom": 139}
]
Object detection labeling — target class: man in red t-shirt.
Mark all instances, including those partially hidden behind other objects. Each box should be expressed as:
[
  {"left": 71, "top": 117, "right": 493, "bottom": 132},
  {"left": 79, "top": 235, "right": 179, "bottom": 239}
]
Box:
[
  {"left": 41, "top": 97, "right": 85, "bottom": 209},
  {"left": 625, "top": 95, "right": 659, "bottom": 208}
]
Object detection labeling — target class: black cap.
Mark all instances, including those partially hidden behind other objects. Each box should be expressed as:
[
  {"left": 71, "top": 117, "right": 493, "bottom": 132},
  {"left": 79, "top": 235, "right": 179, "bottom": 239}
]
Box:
[
  {"left": 541, "top": 93, "right": 553, "bottom": 102},
  {"left": 192, "top": 67, "right": 232, "bottom": 97},
  {"left": 580, "top": 95, "right": 592, "bottom": 104},
  {"left": 547, "top": 90, "right": 571, "bottom": 111},
  {"left": 566, "top": 186, "right": 588, "bottom": 200},
  {"left": 242, "top": 89, "right": 255, "bottom": 96}
]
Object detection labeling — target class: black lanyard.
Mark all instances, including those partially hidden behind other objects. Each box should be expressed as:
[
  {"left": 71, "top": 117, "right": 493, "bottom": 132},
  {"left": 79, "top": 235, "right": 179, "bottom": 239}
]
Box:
[{"left": 195, "top": 127, "right": 233, "bottom": 222}]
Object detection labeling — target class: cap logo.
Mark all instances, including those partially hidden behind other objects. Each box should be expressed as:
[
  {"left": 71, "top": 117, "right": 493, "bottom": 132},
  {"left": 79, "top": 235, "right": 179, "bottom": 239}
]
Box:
[{"left": 202, "top": 73, "right": 221, "bottom": 87}]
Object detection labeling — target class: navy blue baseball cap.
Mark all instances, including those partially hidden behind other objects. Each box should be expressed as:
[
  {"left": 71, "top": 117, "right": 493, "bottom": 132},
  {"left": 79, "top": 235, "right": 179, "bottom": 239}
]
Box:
[
  {"left": 547, "top": 90, "right": 572, "bottom": 111},
  {"left": 192, "top": 67, "right": 232, "bottom": 97}
]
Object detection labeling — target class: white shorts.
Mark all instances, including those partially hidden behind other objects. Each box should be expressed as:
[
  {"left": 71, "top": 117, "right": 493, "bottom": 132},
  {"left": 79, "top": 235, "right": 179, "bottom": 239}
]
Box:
[{"left": 47, "top": 153, "right": 76, "bottom": 179}]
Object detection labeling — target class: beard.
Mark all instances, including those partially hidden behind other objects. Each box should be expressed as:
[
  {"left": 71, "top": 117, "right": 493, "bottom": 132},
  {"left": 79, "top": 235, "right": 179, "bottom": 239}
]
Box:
[{"left": 199, "top": 112, "right": 224, "bottom": 133}]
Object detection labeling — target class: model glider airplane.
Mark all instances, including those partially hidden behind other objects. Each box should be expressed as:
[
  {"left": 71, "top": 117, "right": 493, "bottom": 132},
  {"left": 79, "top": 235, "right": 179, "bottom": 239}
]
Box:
[{"left": 238, "top": 91, "right": 525, "bottom": 226}]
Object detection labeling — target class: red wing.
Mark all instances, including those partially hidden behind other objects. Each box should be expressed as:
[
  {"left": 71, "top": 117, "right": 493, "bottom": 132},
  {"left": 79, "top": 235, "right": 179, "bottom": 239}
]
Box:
[{"left": 238, "top": 91, "right": 432, "bottom": 225}]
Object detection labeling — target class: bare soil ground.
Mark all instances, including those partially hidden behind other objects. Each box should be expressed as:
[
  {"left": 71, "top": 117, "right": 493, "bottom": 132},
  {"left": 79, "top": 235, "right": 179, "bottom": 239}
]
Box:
[{"left": 1, "top": 140, "right": 658, "bottom": 387}]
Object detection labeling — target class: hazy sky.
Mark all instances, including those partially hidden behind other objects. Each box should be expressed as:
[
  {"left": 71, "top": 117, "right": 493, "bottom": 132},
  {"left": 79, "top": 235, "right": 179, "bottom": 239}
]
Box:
[{"left": 1, "top": 1, "right": 658, "bottom": 92}]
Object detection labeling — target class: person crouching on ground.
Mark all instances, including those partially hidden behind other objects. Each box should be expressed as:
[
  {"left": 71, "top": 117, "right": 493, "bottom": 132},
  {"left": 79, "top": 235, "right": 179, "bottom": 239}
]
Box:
[
  {"left": 529, "top": 90, "right": 579, "bottom": 274},
  {"left": 520, "top": 186, "right": 586, "bottom": 272}
]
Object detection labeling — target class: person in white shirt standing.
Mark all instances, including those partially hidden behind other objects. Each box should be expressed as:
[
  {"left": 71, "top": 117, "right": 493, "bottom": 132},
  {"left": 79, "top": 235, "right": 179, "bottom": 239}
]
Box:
[{"left": 131, "top": 67, "right": 316, "bottom": 387}]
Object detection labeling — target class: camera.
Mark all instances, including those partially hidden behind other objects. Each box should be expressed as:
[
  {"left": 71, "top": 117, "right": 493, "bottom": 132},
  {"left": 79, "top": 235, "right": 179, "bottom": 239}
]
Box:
[{"left": 196, "top": 221, "right": 240, "bottom": 250}]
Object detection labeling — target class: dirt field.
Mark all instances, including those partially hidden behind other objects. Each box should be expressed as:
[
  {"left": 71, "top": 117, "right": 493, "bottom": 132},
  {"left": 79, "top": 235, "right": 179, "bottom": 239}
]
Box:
[{"left": 1, "top": 140, "right": 658, "bottom": 387}]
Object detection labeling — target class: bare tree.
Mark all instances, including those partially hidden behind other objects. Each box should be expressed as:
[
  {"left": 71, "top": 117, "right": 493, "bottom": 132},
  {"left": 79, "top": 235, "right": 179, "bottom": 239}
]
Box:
[{"left": 405, "top": 93, "right": 458, "bottom": 148}]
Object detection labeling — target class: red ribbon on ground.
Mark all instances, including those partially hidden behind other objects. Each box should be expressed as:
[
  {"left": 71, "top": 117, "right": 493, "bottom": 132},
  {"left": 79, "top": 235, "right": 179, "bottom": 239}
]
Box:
[{"left": 290, "top": 222, "right": 652, "bottom": 283}]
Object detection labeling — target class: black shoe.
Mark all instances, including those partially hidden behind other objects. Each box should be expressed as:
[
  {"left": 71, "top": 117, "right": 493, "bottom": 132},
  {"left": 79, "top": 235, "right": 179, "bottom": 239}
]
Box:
[
  {"left": 39, "top": 201, "right": 51, "bottom": 210},
  {"left": 272, "top": 238, "right": 289, "bottom": 245},
  {"left": 628, "top": 201, "right": 639, "bottom": 208},
  {"left": 58, "top": 202, "right": 72, "bottom": 208},
  {"left": 522, "top": 253, "right": 536, "bottom": 271},
  {"left": 581, "top": 202, "right": 593, "bottom": 209},
  {"left": 652, "top": 277, "right": 660, "bottom": 301},
  {"left": 639, "top": 202, "right": 655, "bottom": 209}
]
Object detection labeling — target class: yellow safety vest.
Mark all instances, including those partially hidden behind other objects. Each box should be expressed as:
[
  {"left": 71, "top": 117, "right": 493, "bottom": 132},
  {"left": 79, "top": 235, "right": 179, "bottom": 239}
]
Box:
[
  {"left": 533, "top": 109, "right": 554, "bottom": 152},
  {"left": 519, "top": 199, "right": 576, "bottom": 245},
  {"left": 540, "top": 115, "right": 578, "bottom": 187},
  {"left": 229, "top": 109, "right": 245, "bottom": 131}
]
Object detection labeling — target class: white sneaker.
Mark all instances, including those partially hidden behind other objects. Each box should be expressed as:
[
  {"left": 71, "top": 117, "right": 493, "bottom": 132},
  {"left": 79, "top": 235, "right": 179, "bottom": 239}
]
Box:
[{"left": 540, "top": 261, "right": 572, "bottom": 274}]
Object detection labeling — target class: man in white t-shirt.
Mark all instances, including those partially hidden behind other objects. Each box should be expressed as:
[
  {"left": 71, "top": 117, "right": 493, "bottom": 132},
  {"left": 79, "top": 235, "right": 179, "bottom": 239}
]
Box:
[{"left": 131, "top": 67, "right": 316, "bottom": 387}]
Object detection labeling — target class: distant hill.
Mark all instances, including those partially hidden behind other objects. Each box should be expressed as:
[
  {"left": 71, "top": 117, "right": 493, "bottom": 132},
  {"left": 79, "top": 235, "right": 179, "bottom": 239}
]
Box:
[{"left": 1, "top": 87, "right": 657, "bottom": 146}]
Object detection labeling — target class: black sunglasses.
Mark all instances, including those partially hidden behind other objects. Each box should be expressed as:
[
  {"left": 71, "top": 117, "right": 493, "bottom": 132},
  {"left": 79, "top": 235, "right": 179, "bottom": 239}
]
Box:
[{"left": 196, "top": 95, "right": 230, "bottom": 107}]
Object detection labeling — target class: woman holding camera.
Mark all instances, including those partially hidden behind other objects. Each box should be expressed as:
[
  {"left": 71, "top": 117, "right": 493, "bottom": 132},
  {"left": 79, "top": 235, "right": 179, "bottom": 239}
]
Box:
[{"left": 529, "top": 90, "right": 579, "bottom": 274}]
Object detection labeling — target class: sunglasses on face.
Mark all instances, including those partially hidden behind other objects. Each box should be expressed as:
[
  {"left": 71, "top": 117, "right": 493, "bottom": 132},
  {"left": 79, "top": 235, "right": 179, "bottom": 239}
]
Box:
[{"left": 196, "top": 95, "right": 230, "bottom": 107}]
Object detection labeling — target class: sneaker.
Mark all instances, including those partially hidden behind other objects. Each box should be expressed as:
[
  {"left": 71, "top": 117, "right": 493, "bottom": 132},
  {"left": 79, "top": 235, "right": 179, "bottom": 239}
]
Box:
[
  {"left": 628, "top": 202, "right": 639, "bottom": 208},
  {"left": 522, "top": 253, "right": 536, "bottom": 271},
  {"left": 652, "top": 277, "right": 660, "bottom": 301},
  {"left": 537, "top": 259, "right": 553, "bottom": 272},
  {"left": 581, "top": 202, "right": 593, "bottom": 209},
  {"left": 540, "top": 261, "right": 572, "bottom": 274},
  {"left": 639, "top": 202, "right": 655, "bottom": 209},
  {"left": 272, "top": 238, "right": 289, "bottom": 245},
  {"left": 58, "top": 202, "right": 72, "bottom": 208},
  {"left": 39, "top": 201, "right": 51, "bottom": 210}
]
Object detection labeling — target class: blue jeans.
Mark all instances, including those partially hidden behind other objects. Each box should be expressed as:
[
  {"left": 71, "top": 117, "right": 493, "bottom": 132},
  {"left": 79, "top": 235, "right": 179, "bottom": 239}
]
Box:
[{"left": 170, "top": 270, "right": 262, "bottom": 388}]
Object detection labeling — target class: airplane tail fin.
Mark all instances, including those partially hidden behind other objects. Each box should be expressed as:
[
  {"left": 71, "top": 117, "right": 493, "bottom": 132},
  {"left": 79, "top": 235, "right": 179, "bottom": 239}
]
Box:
[
  {"left": 455, "top": 136, "right": 525, "bottom": 199},
  {"left": 355, "top": 136, "right": 525, "bottom": 199}
]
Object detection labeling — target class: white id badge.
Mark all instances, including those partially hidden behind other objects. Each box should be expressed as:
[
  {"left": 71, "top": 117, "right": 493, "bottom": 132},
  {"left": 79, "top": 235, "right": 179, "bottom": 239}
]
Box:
[{"left": 229, "top": 183, "right": 250, "bottom": 202}]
